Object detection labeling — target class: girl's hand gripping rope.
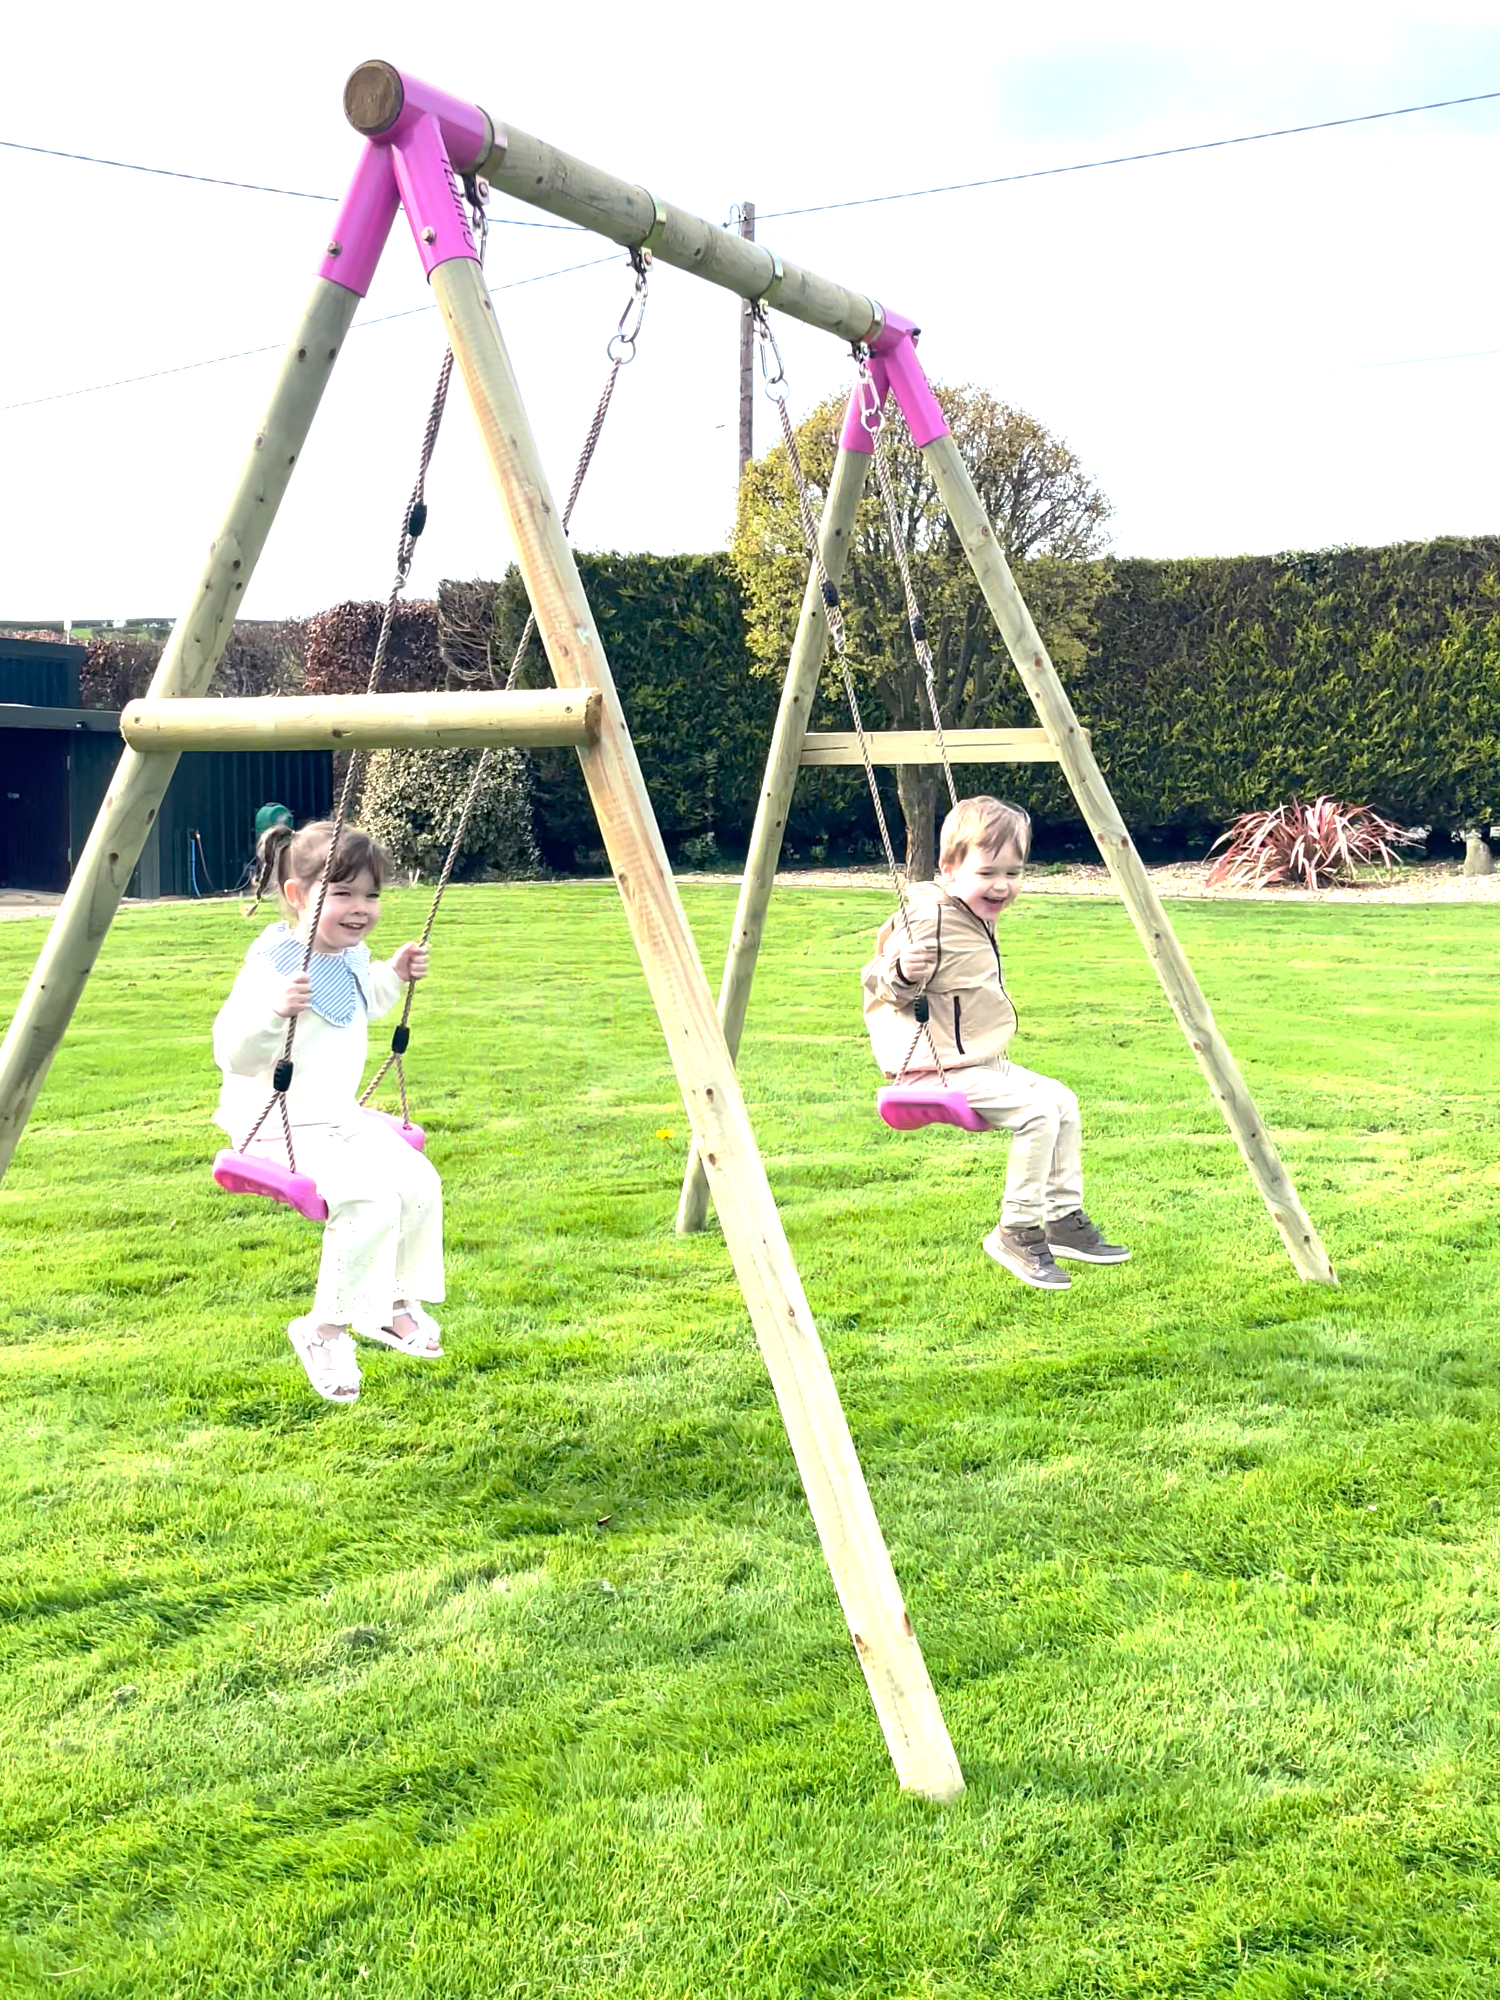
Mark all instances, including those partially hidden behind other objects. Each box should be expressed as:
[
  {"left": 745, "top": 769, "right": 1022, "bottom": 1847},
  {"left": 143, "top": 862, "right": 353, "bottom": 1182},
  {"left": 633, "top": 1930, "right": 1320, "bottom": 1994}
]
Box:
[
  {"left": 272, "top": 971, "right": 313, "bottom": 1019},
  {"left": 391, "top": 942, "right": 430, "bottom": 983}
]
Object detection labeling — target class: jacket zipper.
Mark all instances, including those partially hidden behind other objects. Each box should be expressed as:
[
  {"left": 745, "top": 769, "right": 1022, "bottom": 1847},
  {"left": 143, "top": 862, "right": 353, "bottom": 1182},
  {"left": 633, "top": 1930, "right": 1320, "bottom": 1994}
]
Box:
[{"left": 952, "top": 995, "right": 965, "bottom": 1055}]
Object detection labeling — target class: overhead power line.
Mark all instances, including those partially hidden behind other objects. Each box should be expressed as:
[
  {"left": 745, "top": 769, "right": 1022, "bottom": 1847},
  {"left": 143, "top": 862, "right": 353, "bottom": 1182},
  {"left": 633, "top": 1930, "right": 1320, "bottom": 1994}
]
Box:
[
  {"left": 4, "top": 86, "right": 1496, "bottom": 232},
  {"left": 0, "top": 255, "right": 620, "bottom": 413},
  {"left": 0, "top": 138, "right": 336, "bottom": 201},
  {"left": 0, "top": 136, "right": 579, "bottom": 226},
  {"left": 758, "top": 89, "right": 1500, "bottom": 218}
]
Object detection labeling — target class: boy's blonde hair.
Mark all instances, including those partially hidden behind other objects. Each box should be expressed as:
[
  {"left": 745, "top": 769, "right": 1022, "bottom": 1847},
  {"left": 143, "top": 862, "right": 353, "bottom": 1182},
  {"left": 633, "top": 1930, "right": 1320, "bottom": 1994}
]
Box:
[{"left": 939, "top": 796, "right": 1032, "bottom": 870}]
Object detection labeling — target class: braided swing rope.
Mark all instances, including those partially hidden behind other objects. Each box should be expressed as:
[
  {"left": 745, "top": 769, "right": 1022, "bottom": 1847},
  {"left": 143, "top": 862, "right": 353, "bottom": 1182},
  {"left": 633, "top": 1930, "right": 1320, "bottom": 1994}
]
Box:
[
  {"left": 237, "top": 182, "right": 491, "bottom": 1167},
  {"left": 751, "top": 309, "right": 949, "bottom": 1090},
  {"left": 855, "top": 359, "right": 959, "bottom": 812},
  {"left": 358, "top": 251, "right": 653, "bottom": 1117}
]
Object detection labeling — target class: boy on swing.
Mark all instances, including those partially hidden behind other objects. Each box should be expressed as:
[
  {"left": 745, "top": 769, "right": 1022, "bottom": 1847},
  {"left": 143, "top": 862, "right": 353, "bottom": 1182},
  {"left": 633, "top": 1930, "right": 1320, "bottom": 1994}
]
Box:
[{"left": 862, "top": 796, "right": 1130, "bottom": 1292}]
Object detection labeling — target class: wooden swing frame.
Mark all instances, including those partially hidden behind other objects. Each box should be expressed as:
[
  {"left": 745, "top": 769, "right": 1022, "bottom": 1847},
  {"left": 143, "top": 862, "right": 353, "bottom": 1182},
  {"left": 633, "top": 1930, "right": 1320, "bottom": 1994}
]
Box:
[
  {"left": 0, "top": 59, "right": 1332, "bottom": 1807},
  {"left": 672, "top": 380, "right": 1338, "bottom": 1300}
]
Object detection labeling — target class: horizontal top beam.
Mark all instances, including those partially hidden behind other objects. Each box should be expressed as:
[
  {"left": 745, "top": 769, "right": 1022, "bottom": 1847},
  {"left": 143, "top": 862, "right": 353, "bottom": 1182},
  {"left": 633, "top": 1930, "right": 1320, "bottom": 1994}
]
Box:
[
  {"left": 800, "top": 728, "right": 1073, "bottom": 767},
  {"left": 339, "top": 63, "right": 901, "bottom": 347},
  {"left": 479, "top": 124, "right": 882, "bottom": 346},
  {"left": 119, "top": 689, "right": 601, "bottom": 754}
]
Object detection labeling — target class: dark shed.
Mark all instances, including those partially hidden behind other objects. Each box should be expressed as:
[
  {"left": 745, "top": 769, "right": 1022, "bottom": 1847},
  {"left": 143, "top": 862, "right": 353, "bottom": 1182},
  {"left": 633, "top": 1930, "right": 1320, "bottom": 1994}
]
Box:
[{"left": 0, "top": 640, "right": 331, "bottom": 896}]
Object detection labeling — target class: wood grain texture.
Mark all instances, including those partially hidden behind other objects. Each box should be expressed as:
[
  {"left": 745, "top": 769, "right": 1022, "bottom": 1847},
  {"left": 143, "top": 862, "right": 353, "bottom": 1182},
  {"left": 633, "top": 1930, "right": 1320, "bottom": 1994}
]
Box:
[
  {"left": 481, "top": 126, "right": 881, "bottom": 346},
  {"left": 433, "top": 257, "right": 963, "bottom": 1801},
  {"left": 0, "top": 279, "right": 360, "bottom": 1182},
  {"left": 677, "top": 447, "right": 870, "bottom": 1235},
  {"left": 120, "top": 689, "right": 599, "bottom": 752},
  {"left": 799, "top": 727, "right": 1065, "bottom": 766},
  {"left": 922, "top": 433, "right": 1336, "bottom": 1287}
]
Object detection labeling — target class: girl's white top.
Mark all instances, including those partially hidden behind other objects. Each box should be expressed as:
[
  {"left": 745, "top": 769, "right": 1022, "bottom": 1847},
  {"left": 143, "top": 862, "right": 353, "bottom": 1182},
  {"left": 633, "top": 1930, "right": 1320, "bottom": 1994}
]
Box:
[{"left": 213, "top": 922, "right": 406, "bottom": 1139}]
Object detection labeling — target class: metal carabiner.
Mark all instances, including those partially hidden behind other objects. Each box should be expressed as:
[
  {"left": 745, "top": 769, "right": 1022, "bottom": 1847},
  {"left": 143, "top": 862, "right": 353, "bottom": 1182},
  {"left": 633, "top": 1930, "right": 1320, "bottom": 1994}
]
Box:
[
  {"left": 855, "top": 353, "right": 885, "bottom": 435},
  {"left": 462, "top": 173, "right": 491, "bottom": 268},
  {"left": 607, "top": 253, "right": 651, "bottom": 364},
  {"left": 755, "top": 305, "right": 789, "bottom": 401}
]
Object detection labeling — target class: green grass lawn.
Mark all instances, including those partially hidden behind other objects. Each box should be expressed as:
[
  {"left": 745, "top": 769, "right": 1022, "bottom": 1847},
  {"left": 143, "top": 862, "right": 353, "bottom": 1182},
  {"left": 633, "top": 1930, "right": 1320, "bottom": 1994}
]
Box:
[{"left": 1, "top": 883, "right": 1497, "bottom": 1999}]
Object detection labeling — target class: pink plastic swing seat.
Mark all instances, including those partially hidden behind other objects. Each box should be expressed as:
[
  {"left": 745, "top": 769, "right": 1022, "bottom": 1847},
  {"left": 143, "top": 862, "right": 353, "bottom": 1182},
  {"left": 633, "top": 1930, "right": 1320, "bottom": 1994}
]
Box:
[
  {"left": 876, "top": 1086, "right": 989, "bottom": 1133},
  {"left": 212, "top": 1109, "right": 427, "bottom": 1221}
]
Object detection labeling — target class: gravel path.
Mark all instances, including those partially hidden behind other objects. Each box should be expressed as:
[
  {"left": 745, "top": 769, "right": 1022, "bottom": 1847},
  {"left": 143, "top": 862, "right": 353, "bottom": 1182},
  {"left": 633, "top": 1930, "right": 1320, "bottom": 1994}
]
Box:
[
  {"left": 2, "top": 862, "right": 1496, "bottom": 922},
  {"left": 679, "top": 860, "right": 1500, "bottom": 906}
]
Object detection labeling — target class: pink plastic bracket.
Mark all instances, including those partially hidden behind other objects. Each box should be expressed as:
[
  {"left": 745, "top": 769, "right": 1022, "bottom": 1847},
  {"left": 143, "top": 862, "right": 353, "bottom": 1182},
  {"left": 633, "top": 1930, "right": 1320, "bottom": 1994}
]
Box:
[
  {"left": 876, "top": 1086, "right": 988, "bottom": 1133},
  {"left": 319, "top": 64, "right": 490, "bottom": 291},
  {"left": 390, "top": 112, "right": 479, "bottom": 280},
  {"left": 319, "top": 142, "right": 401, "bottom": 297},
  {"left": 839, "top": 307, "right": 950, "bottom": 454}
]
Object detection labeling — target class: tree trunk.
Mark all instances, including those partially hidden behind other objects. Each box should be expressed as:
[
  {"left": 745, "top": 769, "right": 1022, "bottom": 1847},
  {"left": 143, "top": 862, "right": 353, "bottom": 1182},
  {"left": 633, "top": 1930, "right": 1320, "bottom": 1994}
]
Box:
[
  {"left": 895, "top": 763, "right": 941, "bottom": 880},
  {"left": 1462, "top": 831, "right": 1495, "bottom": 876}
]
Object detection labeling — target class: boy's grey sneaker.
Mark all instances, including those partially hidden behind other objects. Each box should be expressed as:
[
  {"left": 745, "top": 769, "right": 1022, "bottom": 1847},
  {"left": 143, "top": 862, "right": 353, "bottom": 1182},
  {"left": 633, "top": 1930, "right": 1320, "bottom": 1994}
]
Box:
[
  {"left": 983, "top": 1223, "right": 1072, "bottom": 1291},
  {"left": 1045, "top": 1209, "right": 1131, "bottom": 1264}
]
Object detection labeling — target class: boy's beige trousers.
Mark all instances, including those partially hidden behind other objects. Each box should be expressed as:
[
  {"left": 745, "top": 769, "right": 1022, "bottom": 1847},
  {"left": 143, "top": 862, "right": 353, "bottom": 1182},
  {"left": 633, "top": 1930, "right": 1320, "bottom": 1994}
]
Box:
[{"left": 947, "top": 1059, "right": 1083, "bottom": 1228}]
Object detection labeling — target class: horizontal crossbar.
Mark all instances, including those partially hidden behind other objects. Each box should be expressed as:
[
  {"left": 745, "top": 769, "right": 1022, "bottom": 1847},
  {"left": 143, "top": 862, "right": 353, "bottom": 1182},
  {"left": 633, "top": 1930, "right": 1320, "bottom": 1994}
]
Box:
[
  {"left": 799, "top": 728, "right": 1071, "bottom": 767},
  {"left": 118, "top": 689, "right": 602, "bottom": 753}
]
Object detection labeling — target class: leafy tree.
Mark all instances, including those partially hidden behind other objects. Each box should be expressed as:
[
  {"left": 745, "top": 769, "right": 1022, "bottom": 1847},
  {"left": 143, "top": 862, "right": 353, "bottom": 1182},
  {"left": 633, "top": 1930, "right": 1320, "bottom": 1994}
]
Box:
[
  {"left": 734, "top": 384, "right": 1111, "bottom": 877},
  {"left": 360, "top": 744, "right": 540, "bottom": 882}
]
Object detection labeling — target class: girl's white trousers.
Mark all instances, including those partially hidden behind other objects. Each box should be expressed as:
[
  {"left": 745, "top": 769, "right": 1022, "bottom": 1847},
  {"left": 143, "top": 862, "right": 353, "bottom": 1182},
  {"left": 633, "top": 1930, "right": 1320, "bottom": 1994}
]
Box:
[{"left": 245, "top": 1117, "right": 445, "bottom": 1333}]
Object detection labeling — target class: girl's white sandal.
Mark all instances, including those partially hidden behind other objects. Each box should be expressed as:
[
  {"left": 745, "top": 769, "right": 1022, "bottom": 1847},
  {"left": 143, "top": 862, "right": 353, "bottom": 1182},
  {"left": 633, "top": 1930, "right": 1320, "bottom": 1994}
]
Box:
[
  {"left": 288, "top": 1318, "right": 361, "bottom": 1403},
  {"left": 363, "top": 1303, "right": 443, "bottom": 1358}
]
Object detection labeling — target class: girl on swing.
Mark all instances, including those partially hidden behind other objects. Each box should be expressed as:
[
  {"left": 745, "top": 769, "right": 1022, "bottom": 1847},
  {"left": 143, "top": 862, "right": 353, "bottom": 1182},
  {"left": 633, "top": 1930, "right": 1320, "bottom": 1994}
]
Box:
[{"left": 213, "top": 820, "right": 445, "bottom": 1404}]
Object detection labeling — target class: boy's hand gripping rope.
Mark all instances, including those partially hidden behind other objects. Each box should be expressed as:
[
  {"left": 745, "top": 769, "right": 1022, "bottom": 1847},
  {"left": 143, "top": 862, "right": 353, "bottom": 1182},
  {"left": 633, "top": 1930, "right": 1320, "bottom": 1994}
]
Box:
[
  {"left": 752, "top": 308, "right": 950, "bottom": 1089},
  {"left": 357, "top": 249, "right": 653, "bottom": 1119}
]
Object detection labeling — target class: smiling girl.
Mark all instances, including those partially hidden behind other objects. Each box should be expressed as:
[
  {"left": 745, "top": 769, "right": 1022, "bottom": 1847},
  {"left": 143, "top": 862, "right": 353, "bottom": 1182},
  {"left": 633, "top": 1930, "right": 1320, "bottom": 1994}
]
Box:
[{"left": 213, "top": 820, "right": 445, "bottom": 1403}]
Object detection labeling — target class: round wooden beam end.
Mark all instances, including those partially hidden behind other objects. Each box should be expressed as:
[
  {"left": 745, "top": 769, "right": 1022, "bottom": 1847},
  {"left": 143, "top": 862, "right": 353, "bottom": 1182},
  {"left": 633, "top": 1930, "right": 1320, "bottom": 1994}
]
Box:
[{"left": 344, "top": 60, "right": 404, "bottom": 136}]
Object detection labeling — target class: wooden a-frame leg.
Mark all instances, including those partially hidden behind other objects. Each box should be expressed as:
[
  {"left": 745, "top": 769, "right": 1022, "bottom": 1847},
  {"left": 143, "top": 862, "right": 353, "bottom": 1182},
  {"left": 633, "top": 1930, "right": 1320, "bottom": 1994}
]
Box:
[
  {"left": 921, "top": 433, "right": 1336, "bottom": 1287},
  {"left": 431, "top": 256, "right": 964, "bottom": 1802},
  {"left": 676, "top": 445, "right": 870, "bottom": 1234},
  {"left": 0, "top": 279, "right": 361, "bottom": 1182}
]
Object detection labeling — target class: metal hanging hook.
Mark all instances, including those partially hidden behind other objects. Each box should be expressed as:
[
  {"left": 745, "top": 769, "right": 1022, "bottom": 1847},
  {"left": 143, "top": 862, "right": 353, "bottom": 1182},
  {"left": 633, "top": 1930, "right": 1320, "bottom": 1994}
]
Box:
[
  {"left": 855, "top": 351, "right": 885, "bottom": 435},
  {"left": 754, "top": 304, "right": 789, "bottom": 401},
  {"left": 608, "top": 252, "right": 651, "bottom": 364}
]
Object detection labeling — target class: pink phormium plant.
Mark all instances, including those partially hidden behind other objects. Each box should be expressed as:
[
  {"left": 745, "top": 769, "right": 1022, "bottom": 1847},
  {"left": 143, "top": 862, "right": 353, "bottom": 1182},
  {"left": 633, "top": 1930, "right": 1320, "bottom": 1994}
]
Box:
[{"left": 1207, "top": 796, "right": 1415, "bottom": 891}]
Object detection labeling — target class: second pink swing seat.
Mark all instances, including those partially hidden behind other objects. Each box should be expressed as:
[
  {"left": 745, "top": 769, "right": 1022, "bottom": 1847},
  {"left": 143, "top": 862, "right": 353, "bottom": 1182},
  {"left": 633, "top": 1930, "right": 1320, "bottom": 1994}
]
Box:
[
  {"left": 876, "top": 1086, "right": 987, "bottom": 1132},
  {"left": 212, "top": 1108, "right": 426, "bottom": 1222}
]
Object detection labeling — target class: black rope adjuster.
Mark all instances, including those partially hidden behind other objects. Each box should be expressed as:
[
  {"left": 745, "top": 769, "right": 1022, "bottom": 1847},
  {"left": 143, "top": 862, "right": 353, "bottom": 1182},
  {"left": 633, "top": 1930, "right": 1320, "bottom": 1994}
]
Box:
[
  {"left": 390, "top": 1025, "right": 410, "bottom": 1055},
  {"left": 273, "top": 1059, "right": 294, "bottom": 1093}
]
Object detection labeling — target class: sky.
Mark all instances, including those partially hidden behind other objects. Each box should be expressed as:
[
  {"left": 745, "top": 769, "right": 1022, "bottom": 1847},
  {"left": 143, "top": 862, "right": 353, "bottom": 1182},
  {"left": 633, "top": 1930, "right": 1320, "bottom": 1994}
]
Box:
[{"left": 2, "top": 0, "right": 1498, "bottom": 623}]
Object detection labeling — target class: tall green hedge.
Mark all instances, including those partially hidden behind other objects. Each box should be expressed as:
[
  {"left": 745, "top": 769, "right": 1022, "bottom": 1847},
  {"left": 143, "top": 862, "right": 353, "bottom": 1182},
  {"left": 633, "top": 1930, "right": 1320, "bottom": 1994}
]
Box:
[
  {"left": 493, "top": 553, "right": 893, "bottom": 868},
  {"left": 464, "top": 535, "right": 1500, "bottom": 867},
  {"left": 972, "top": 538, "right": 1500, "bottom": 834}
]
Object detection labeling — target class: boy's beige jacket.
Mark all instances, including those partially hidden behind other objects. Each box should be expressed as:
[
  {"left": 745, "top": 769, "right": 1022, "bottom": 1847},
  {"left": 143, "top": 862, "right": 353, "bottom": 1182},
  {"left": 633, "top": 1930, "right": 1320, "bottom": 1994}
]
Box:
[{"left": 862, "top": 883, "right": 1017, "bottom": 1078}]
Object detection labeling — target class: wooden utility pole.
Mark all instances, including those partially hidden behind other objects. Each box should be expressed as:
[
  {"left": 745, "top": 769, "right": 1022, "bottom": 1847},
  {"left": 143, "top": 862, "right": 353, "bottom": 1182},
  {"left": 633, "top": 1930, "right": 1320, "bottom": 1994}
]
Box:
[{"left": 737, "top": 202, "right": 755, "bottom": 488}]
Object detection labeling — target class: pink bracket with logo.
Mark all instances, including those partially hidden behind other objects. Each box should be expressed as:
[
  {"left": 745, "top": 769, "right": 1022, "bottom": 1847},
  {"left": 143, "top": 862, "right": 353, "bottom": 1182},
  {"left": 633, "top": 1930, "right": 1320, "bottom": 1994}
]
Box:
[{"left": 317, "top": 67, "right": 492, "bottom": 296}]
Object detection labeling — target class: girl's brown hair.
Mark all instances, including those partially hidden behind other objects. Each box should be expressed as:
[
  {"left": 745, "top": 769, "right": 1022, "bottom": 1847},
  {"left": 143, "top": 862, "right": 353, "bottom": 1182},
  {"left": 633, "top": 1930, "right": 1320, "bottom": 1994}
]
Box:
[{"left": 253, "top": 820, "right": 389, "bottom": 912}]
